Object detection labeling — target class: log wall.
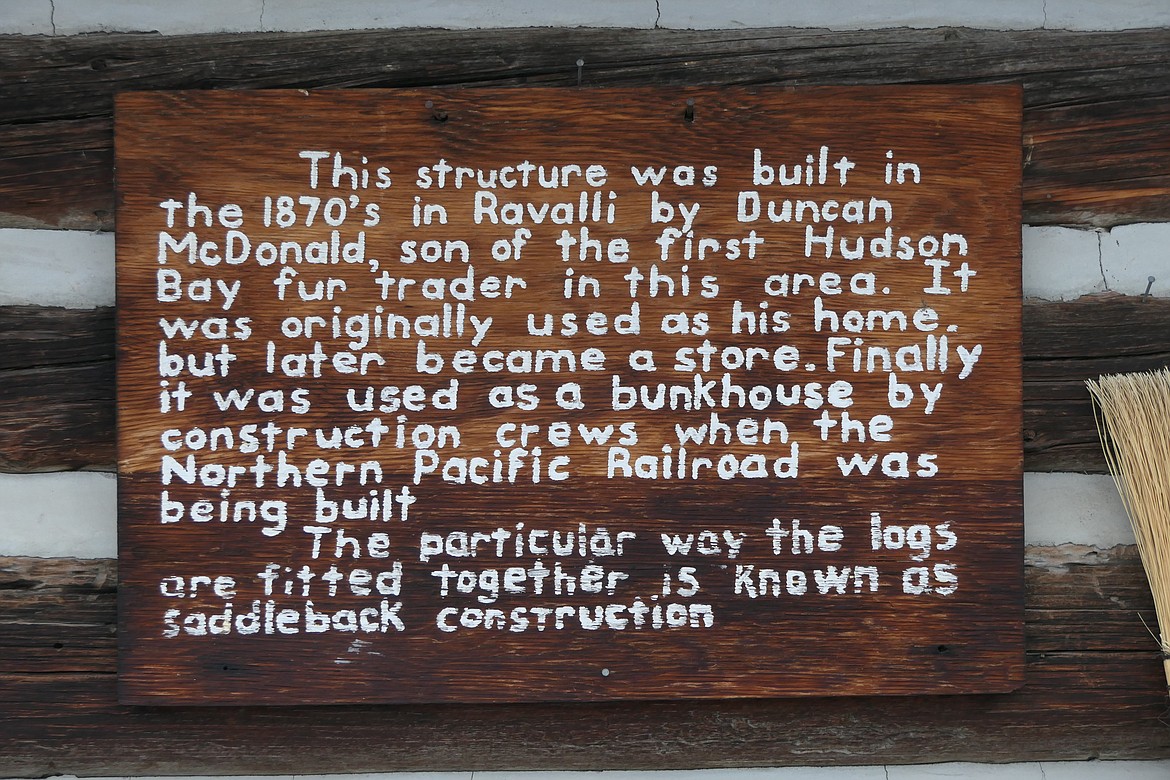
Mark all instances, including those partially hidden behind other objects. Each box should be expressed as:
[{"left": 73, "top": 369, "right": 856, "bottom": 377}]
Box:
[{"left": 1, "top": 24, "right": 1168, "bottom": 774}]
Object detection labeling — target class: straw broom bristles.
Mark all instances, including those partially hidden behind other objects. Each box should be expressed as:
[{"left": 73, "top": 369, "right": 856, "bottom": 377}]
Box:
[{"left": 1086, "top": 368, "right": 1170, "bottom": 691}]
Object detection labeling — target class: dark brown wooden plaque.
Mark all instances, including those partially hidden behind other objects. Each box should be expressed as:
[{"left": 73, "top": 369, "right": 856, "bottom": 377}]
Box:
[{"left": 115, "top": 87, "right": 1023, "bottom": 705}]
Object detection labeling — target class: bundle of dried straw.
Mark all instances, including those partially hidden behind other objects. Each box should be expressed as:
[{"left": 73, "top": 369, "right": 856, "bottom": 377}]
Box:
[{"left": 1086, "top": 368, "right": 1170, "bottom": 690}]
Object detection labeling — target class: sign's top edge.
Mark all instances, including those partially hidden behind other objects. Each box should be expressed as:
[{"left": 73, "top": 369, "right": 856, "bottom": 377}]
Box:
[{"left": 114, "top": 84, "right": 1024, "bottom": 103}]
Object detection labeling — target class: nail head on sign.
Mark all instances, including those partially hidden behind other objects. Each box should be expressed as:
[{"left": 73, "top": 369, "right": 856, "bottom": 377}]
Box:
[
  {"left": 684, "top": 98, "right": 696, "bottom": 123},
  {"left": 601, "top": 668, "right": 610, "bottom": 677}
]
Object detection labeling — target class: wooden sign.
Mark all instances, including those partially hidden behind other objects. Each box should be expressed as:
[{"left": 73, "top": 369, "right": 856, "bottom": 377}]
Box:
[{"left": 115, "top": 87, "right": 1024, "bottom": 705}]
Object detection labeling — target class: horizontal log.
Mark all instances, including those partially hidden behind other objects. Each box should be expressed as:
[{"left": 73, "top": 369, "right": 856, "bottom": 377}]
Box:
[
  {"left": 0, "top": 117, "right": 114, "bottom": 230},
  {"left": 4, "top": 296, "right": 1167, "bottom": 473},
  {"left": 1, "top": 27, "right": 1169, "bottom": 230},
  {"left": 1024, "top": 546, "right": 1159, "bottom": 653},
  {"left": 0, "top": 545, "right": 1165, "bottom": 774},
  {"left": 1021, "top": 294, "right": 1170, "bottom": 470},
  {"left": 0, "top": 306, "right": 114, "bottom": 472}
]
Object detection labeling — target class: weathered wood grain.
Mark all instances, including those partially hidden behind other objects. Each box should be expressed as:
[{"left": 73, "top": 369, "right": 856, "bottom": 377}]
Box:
[
  {"left": 1, "top": 27, "right": 1168, "bottom": 229},
  {"left": 1022, "top": 294, "right": 1170, "bottom": 471},
  {"left": 4, "top": 296, "right": 1166, "bottom": 474},
  {"left": 0, "top": 546, "right": 1165, "bottom": 774},
  {"left": 0, "top": 306, "right": 114, "bottom": 472}
]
